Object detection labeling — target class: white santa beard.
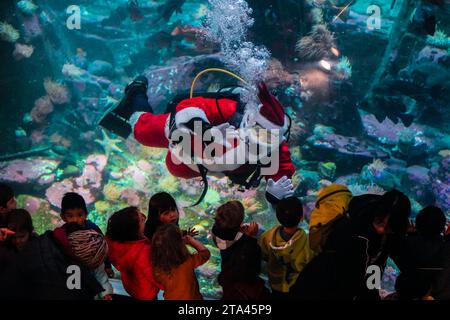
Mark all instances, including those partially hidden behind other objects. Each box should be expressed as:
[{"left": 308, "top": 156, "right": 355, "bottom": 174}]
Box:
[{"left": 169, "top": 137, "right": 247, "bottom": 173}]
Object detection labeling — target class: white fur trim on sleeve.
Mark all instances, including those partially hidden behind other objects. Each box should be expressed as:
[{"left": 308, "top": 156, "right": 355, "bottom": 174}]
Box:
[
  {"left": 175, "top": 107, "right": 209, "bottom": 128},
  {"left": 253, "top": 112, "right": 289, "bottom": 130},
  {"left": 129, "top": 112, "right": 146, "bottom": 136}
]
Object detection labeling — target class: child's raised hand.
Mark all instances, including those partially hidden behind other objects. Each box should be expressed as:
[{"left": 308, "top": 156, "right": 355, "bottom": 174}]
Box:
[
  {"left": 242, "top": 222, "right": 259, "bottom": 238},
  {"left": 407, "top": 219, "right": 416, "bottom": 233},
  {"left": 183, "top": 235, "right": 194, "bottom": 245},
  {"left": 186, "top": 227, "right": 199, "bottom": 237},
  {"left": 0, "top": 228, "right": 15, "bottom": 241}
]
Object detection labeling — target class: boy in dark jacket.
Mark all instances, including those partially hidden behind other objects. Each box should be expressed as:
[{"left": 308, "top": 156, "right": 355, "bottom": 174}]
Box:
[
  {"left": 0, "top": 222, "right": 103, "bottom": 300},
  {"left": 211, "top": 200, "right": 263, "bottom": 268},
  {"left": 211, "top": 200, "right": 269, "bottom": 300},
  {"left": 60, "top": 192, "right": 114, "bottom": 277}
]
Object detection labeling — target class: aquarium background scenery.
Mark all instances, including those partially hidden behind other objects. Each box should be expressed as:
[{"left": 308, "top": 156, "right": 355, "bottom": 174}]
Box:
[{"left": 0, "top": 0, "right": 449, "bottom": 298}]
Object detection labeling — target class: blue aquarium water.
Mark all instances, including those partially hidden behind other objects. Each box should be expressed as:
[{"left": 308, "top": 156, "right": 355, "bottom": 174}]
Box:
[{"left": 0, "top": 0, "right": 449, "bottom": 298}]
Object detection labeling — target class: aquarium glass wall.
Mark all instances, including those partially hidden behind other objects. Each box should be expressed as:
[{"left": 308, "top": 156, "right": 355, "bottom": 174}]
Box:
[{"left": 0, "top": 0, "right": 449, "bottom": 298}]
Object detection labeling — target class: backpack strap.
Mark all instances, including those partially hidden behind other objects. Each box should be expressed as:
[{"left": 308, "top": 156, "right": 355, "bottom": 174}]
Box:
[{"left": 315, "top": 189, "right": 352, "bottom": 208}]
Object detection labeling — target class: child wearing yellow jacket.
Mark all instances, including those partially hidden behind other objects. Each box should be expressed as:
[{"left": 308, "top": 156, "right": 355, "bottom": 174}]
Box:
[{"left": 259, "top": 197, "right": 313, "bottom": 298}]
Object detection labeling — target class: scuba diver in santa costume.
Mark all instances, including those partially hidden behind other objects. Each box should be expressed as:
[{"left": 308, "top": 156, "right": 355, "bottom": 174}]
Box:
[{"left": 99, "top": 73, "right": 296, "bottom": 206}]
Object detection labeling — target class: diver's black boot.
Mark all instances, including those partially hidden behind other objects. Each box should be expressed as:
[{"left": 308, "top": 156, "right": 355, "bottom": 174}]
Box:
[{"left": 98, "top": 75, "right": 152, "bottom": 138}]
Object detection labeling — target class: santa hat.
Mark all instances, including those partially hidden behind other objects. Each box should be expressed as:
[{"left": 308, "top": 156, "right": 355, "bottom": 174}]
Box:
[{"left": 253, "top": 82, "right": 288, "bottom": 130}]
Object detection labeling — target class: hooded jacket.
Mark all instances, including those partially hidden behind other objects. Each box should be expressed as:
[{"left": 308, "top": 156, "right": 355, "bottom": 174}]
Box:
[
  {"left": 290, "top": 195, "right": 387, "bottom": 300},
  {"left": 106, "top": 237, "right": 161, "bottom": 300},
  {"left": 258, "top": 226, "right": 313, "bottom": 293}
]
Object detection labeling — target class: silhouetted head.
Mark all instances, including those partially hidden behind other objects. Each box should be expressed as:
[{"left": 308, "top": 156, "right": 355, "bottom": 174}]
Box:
[
  {"left": 415, "top": 206, "right": 447, "bottom": 238},
  {"left": 7, "top": 209, "right": 34, "bottom": 250},
  {"left": 107, "top": 206, "right": 146, "bottom": 242},
  {"left": 0, "top": 183, "right": 16, "bottom": 214},
  {"left": 276, "top": 196, "right": 304, "bottom": 228}
]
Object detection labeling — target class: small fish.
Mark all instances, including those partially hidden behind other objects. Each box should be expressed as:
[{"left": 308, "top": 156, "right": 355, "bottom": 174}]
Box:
[
  {"left": 171, "top": 25, "right": 218, "bottom": 51},
  {"left": 15, "top": 127, "right": 27, "bottom": 138},
  {"left": 156, "top": 0, "right": 186, "bottom": 22},
  {"left": 128, "top": 0, "right": 144, "bottom": 21}
]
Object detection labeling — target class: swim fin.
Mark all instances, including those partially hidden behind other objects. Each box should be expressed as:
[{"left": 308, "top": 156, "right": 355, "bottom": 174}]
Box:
[{"left": 98, "top": 76, "right": 150, "bottom": 139}]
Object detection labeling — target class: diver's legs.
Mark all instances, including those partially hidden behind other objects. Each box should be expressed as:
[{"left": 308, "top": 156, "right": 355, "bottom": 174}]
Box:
[
  {"left": 125, "top": 75, "right": 153, "bottom": 115},
  {"left": 98, "top": 75, "right": 153, "bottom": 138}
]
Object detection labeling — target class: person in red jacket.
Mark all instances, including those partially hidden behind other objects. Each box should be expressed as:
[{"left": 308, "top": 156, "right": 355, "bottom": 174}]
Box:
[
  {"left": 105, "top": 206, "right": 161, "bottom": 300},
  {"left": 100, "top": 76, "right": 296, "bottom": 205}
]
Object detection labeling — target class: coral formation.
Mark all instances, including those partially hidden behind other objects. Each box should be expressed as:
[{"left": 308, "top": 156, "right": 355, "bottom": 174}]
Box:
[
  {"left": 17, "top": 0, "right": 38, "bottom": 15},
  {"left": 296, "top": 24, "right": 336, "bottom": 62},
  {"left": 13, "top": 43, "right": 34, "bottom": 60},
  {"left": 0, "top": 22, "right": 20, "bottom": 43},
  {"left": 43, "top": 79, "right": 71, "bottom": 105},
  {"left": 426, "top": 29, "right": 450, "bottom": 49},
  {"left": 30, "top": 96, "right": 54, "bottom": 124}
]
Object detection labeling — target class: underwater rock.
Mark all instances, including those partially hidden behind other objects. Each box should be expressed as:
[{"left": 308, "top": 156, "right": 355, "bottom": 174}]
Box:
[
  {"left": 22, "top": 13, "right": 42, "bottom": 39},
  {"left": 305, "top": 124, "right": 388, "bottom": 171},
  {"left": 0, "top": 158, "right": 59, "bottom": 187},
  {"left": 46, "top": 179, "right": 95, "bottom": 208},
  {"left": 430, "top": 156, "right": 450, "bottom": 218},
  {"left": 417, "top": 45, "right": 448, "bottom": 64},
  {"left": 88, "top": 60, "right": 114, "bottom": 78},
  {"left": 21, "top": 195, "right": 45, "bottom": 215},
  {"left": 124, "top": 165, "right": 148, "bottom": 192},
  {"left": 403, "top": 165, "right": 434, "bottom": 204},
  {"left": 45, "top": 154, "right": 107, "bottom": 208},
  {"left": 60, "top": 165, "right": 81, "bottom": 179},
  {"left": 362, "top": 114, "right": 436, "bottom": 159},
  {"left": 143, "top": 53, "right": 222, "bottom": 109},
  {"left": 86, "top": 154, "right": 107, "bottom": 173},
  {"left": 75, "top": 164, "right": 103, "bottom": 190}
]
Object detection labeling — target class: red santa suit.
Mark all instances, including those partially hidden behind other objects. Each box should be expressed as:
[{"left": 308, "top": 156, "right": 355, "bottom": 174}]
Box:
[{"left": 130, "top": 84, "right": 296, "bottom": 204}]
